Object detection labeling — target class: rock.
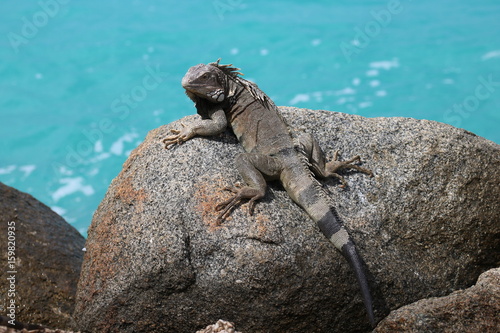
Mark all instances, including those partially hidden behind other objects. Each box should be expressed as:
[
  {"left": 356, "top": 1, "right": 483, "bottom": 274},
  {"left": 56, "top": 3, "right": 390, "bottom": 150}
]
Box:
[
  {"left": 0, "top": 183, "right": 85, "bottom": 329},
  {"left": 196, "top": 319, "right": 242, "bottom": 333},
  {"left": 0, "top": 326, "right": 80, "bottom": 333},
  {"left": 74, "top": 107, "right": 500, "bottom": 333},
  {"left": 374, "top": 267, "right": 500, "bottom": 332}
]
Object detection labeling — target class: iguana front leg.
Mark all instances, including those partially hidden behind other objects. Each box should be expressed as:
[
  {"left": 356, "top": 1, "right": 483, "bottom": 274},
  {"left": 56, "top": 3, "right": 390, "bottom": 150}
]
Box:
[
  {"left": 215, "top": 153, "right": 282, "bottom": 223},
  {"left": 298, "top": 132, "right": 373, "bottom": 187},
  {"left": 163, "top": 109, "right": 227, "bottom": 149}
]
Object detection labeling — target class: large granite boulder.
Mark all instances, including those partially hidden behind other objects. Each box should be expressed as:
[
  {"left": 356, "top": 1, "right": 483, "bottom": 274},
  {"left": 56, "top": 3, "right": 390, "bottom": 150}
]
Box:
[
  {"left": 0, "top": 183, "right": 85, "bottom": 329},
  {"left": 74, "top": 107, "right": 500, "bottom": 333},
  {"left": 374, "top": 267, "right": 500, "bottom": 332}
]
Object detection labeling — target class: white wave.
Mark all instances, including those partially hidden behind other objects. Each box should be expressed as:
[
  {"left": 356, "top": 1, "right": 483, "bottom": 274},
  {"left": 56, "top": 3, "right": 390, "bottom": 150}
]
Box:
[
  {"left": 88, "top": 168, "right": 99, "bottom": 176},
  {"left": 52, "top": 177, "right": 95, "bottom": 202},
  {"left": 336, "top": 97, "right": 348, "bottom": 105},
  {"left": 289, "top": 93, "right": 310, "bottom": 105},
  {"left": 336, "top": 96, "right": 355, "bottom": 105},
  {"left": 366, "top": 69, "right": 379, "bottom": 77},
  {"left": 312, "top": 91, "right": 323, "bottom": 102},
  {"left": 111, "top": 132, "right": 139, "bottom": 155},
  {"left": 358, "top": 101, "right": 373, "bottom": 109},
  {"left": 352, "top": 78, "right": 361, "bottom": 86},
  {"left": 311, "top": 39, "right": 321, "bottom": 46},
  {"left": 333, "top": 87, "right": 356, "bottom": 96},
  {"left": 19, "top": 165, "right": 36, "bottom": 178},
  {"left": 56, "top": 165, "right": 74, "bottom": 176},
  {"left": 369, "top": 80, "right": 381, "bottom": 87},
  {"left": 0, "top": 165, "right": 16, "bottom": 174},
  {"left": 94, "top": 140, "right": 103, "bottom": 153},
  {"left": 481, "top": 50, "right": 500, "bottom": 61},
  {"left": 369, "top": 58, "right": 400, "bottom": 70},
  {"left": 290, "top": 87, "right": 355, "bottom": 105},
  {"left": 51, "top": 205, "right": 67, "bottom": 216},
  {"left": 89, "top": 152, "right": 111, "bottom": 163},
  {"left": 152, "top": 109, "right": 164, "bottom": 116},
  {"left": 375, "top": 90, "right": 387, "bottom": 97}
]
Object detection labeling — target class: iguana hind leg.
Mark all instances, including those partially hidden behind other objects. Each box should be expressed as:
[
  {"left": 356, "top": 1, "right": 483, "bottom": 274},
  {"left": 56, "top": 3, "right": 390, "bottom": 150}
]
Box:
[
  {"left": 215, "top": 153, "right": 282, "bottom": 223},
  {"left": 297, "top": 132, "right": 373, "bottom": 187}
]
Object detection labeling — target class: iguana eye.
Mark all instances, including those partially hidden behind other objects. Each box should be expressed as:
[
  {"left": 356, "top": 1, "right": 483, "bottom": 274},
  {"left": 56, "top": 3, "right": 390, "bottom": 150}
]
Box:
[{"left": 201, "top": 73, "right": 209, "bottom": 80}]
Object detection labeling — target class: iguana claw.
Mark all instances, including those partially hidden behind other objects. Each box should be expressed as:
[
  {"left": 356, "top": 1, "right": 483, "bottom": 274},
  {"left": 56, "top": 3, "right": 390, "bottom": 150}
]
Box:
[
  {"left": 162, "top": 123, "right": 195, "bottom": 149},
  {"left": 326, "top": 151, "right": 374, "bottom": 188},
  {"left": 215, "top": 185, "right": 261, "bottom": 224}
]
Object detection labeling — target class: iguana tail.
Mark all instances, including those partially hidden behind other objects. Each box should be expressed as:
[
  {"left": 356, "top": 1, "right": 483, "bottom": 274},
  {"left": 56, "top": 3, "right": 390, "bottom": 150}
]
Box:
[
  {"left": 282, "top": 171, "right": 375, "bottom": 327},
  {"left": 316, "top": 205, "right": 375, "bottom": 327}
]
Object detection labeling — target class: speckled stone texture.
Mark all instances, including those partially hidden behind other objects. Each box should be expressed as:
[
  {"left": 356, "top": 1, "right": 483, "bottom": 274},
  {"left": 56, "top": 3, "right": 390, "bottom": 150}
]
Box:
[
  {"left": 0, "top": 326, "right": 80, "bottom": 333},
  {"left": 74, "top": 107, "right": 500, "bottom": 333},
  {"left": 0, "top": 183, "right": 85, "bottom": 329},
  {"left": 374, "top": 267, "right": 500, "bottom": 332}
]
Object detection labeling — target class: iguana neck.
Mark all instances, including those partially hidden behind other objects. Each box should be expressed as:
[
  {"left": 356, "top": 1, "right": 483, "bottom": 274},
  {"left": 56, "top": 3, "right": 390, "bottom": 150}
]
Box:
[{"left": 224, "top": 77, "right": 292, "bottom": 155}]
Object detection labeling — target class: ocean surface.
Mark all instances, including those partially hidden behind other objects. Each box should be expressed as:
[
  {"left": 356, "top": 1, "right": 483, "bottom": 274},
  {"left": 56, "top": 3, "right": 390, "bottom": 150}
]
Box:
[{"left": 1, "top": 0, "right": 499, "bottom": 236}]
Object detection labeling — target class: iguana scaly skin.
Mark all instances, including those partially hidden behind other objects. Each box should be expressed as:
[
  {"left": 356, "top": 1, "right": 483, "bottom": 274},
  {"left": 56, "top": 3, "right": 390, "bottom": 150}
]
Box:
[{"left": 162, "top": 59, "right": 376, "bottom": 326}]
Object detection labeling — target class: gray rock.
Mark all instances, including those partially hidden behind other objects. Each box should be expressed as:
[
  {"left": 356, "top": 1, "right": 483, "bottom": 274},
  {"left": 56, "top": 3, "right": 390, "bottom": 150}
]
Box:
[
  {"left": 74, "top": 107, "right": 500, "bottom": 333},
  {"left": 0, "top": 183, "right": 85, "bottom": 329},
  {"left": 374, "top": 267, "right": 500, "bottom": 332}
]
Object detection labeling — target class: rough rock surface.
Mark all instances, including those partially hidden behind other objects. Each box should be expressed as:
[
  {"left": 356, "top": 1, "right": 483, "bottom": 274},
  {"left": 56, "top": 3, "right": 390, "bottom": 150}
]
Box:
[
  {"left": 374, "top": 267, "right": 500, "bottom": 332},
  {"left": 0, "top": 183, "right": 85, "bottom": 329},
  {"left": 0, "top": 326, "right": 80, "bottom": 333},
  {"left": 74, "top": 107, "right": 500, "bottom": 333}
]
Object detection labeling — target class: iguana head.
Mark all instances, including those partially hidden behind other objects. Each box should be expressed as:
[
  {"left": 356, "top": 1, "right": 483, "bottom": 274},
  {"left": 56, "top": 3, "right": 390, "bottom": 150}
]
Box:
[
  {"left": 181, "top": 63, "right": 226, "bottom": 103},
  {"left": 181, "top": 59, "right": 243, "bottom": 103}
]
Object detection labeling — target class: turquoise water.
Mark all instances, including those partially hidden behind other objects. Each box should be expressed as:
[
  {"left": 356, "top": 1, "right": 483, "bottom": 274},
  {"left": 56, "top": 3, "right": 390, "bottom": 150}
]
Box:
[{"left": 1, "top": 0, "right": 499, "bottom": 236}]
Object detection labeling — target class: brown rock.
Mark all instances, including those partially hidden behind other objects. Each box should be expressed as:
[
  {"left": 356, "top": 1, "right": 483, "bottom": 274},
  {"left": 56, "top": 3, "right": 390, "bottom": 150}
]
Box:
[
  {"left": 0, "top": 183, "right": 85, "bottom": 329},
  {"left": 374, "top": 267, "right": 500, "bottom": 332},
  {"left": 0, "top": 326, "right": 80, "bottom": 333}
]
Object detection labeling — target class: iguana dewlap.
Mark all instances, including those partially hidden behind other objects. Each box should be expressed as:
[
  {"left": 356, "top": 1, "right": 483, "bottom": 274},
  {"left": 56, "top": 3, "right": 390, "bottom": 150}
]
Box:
[{"left": 163, "top": 59, "right": 376, "bottom": 326}]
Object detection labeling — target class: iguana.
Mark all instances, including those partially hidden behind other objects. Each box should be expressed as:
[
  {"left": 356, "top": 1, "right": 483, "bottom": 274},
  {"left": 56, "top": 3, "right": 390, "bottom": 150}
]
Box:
[{"left": 162, "top": 59, "right": 376, "bottom": 326}]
